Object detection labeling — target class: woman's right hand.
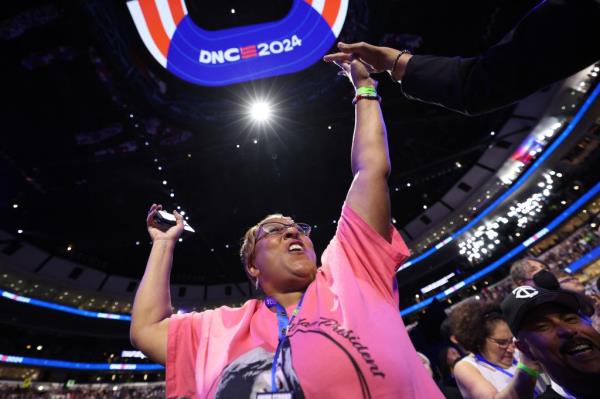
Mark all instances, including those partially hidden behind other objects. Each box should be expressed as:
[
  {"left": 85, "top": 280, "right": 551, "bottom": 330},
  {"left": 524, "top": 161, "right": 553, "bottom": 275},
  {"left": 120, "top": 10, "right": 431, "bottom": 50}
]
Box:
[{"left": 146, "top": 203, "right": 184, "bottom": 242}]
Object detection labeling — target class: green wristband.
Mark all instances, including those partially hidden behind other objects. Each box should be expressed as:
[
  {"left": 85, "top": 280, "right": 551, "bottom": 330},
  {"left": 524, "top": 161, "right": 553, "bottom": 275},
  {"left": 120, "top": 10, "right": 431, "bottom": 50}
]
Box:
[
  {"left": 356, "top": 86, "right": 377, "bottom": 96},
  {"left": 517, "top": 362, "right": 539, "bottom": 379}
]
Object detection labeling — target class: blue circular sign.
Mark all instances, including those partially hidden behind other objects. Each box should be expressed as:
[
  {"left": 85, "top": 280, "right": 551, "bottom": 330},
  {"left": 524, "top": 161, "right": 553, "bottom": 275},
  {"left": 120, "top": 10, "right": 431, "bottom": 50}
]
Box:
[{"left": 127, "top": 0, "right": 348, "bottom": 86}]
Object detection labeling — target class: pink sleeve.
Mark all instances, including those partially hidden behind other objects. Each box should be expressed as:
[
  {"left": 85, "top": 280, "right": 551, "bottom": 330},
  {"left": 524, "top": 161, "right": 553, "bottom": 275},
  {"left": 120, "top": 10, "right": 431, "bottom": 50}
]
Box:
[
  {"left": 166, "top": 311, "right": 206, "bottom": 399},
  {"left": 329, "top": 203, "right": 410, "bottom": 300}
]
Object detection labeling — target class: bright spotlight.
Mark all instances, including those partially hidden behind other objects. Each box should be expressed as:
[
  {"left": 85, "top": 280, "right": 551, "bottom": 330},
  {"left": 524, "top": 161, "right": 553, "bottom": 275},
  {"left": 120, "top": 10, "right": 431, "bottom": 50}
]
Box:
[{"left": 250, "top": 101, "right": 272, "bottom": 122}]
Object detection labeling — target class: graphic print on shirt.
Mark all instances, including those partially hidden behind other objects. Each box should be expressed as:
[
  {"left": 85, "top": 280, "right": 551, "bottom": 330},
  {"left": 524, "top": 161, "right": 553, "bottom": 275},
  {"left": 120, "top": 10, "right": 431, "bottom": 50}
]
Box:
[
  {"left": 212, "top": 316, "right": 384, "bottom": 399},
  {"left": 214, "top": 343, "right": 305, "bottom": 399},
  {"left": 287, "top": 316, "right": 386, "bottom": 399}
]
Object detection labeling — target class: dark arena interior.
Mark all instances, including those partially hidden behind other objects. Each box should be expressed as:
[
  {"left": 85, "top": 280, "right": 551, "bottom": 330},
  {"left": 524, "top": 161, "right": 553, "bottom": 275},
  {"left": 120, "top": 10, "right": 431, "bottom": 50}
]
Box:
[{"left": 1, "top": 0, "right": 599, "bottom": 398}]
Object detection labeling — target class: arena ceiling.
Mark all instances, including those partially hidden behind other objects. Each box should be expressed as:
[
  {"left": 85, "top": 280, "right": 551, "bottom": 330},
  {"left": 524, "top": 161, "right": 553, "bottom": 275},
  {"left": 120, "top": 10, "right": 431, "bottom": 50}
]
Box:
[{"left": 1, "top": 0, "right": 541, "bottom": 286}]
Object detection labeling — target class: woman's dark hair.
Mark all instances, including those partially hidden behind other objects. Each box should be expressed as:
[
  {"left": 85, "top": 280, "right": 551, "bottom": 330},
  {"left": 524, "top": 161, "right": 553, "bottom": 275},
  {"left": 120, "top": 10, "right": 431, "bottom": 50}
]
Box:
[
  {"left": 449, "top": 300, "right": 506, "bottom": 354},
  {"left": 439, "top": 317, "right": 453, "bottom": 343}
]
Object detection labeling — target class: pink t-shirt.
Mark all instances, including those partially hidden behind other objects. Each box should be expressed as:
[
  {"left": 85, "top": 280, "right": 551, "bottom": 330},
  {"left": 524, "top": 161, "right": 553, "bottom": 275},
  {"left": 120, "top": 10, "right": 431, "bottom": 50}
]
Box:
[{"left": 167, "top": 204, "right": 443, "bottom": 399}]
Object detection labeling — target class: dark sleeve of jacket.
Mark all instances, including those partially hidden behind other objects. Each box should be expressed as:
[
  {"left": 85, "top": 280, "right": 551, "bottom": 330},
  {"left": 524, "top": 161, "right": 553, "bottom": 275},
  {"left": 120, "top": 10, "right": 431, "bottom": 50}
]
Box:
[
  {"left": 536, "top": 386, "right": 567, "bottom": 399},
  {"left": 401, "top": 0, "right": 600, "bottom": 116}
]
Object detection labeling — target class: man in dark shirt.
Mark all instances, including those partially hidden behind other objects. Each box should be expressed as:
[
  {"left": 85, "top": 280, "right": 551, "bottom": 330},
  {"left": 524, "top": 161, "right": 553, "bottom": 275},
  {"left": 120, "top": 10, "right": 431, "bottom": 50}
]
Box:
[
  {"left": 501, "top": 284, "right": 600, "bottom": 398},
  {"left": 324, "top": 0, "right": 600, "bottom": 116}
]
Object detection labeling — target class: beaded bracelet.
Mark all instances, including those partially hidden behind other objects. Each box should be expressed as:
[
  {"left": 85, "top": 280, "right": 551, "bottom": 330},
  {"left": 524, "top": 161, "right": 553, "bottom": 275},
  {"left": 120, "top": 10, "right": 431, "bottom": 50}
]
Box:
[
  {"left": 353, "top": 85, "right": 380, "bottom": 105},
  {"left": 352, "top": 94, "right": 381, "bottom": 105},
  {"left": 390, "top": 49, "right": 411, "bottom": 82}
]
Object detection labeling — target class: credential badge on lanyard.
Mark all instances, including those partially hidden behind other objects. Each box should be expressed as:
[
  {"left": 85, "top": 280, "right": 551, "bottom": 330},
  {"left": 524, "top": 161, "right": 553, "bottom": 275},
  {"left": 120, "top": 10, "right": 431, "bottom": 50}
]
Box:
[{"left": 261, "top": 294, "right": 305, "bottom": 399}]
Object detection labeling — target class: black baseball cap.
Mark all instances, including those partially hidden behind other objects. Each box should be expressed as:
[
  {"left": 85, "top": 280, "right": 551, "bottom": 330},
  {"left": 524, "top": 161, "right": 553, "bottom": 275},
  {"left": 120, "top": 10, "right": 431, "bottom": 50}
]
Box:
[{"left": 501, "top": 284, "right": 594, "bottom": 336}]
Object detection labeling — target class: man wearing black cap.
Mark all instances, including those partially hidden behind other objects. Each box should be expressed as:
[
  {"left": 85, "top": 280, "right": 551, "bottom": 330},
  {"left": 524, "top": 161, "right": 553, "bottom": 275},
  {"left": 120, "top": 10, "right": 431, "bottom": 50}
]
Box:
[{"left": 501, "top": 283, "right": 600, "bottom": 398}]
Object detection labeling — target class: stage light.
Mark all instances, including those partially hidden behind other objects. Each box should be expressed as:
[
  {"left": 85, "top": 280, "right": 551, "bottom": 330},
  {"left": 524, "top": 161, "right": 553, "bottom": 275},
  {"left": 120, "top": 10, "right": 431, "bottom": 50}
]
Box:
[
  {"left": 12, "top": 203, "right": 18, "bottom": 208},
  {"left": 249, "top": 101, "right": 272, "bottom": 122}
]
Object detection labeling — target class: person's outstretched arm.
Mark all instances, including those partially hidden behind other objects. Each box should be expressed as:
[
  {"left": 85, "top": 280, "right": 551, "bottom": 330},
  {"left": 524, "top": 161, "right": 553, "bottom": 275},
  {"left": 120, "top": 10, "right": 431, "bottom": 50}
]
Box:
[
  {"left": 327, "top": 0, "right": 600, "bottom": 116},
  {"left": 454, "top": 354, "right": 540, "bottom": 399},
  {"left": 130, "top": 204, "right": 184, "bottom": 365},
  {"left": 332, "top": 57, "right": 392, "bottom": 241}
]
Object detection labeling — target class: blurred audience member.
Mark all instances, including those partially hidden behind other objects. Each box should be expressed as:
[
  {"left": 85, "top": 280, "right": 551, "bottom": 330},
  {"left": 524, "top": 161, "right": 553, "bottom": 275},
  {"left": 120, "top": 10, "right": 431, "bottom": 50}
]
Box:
[
  {"left": 510, "top": 258, "right": 549, "bottom": 287},
  {"left": 502, "top": 284, "right": 600, "bottom": 398},
  {"left": 450, "top": 301, "right": 546, "bottom": 398},
  {"left": 438, "top": 345, "right": 463, "bottom": 383},
  {"left": 557, "top": 273, "right": 586, "bottom": 295},
  {"left": 511, "top": 260, "right": 600, "bottom": 333},
  {"left": 419, "top": 351, "right": 463, "bottom": 399},
  {"left": 0, "top": 383, "right": 165, "bottom": 398},
  {"left": 441, "top": 317, "right": 469, "bottom": 356}
]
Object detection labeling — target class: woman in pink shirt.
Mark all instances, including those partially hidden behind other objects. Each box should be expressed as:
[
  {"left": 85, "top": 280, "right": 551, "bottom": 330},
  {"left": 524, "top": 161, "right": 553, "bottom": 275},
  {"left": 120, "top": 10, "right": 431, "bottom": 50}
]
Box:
[{"left": 130, "top": 54, "right": 444, "bottom": 399}]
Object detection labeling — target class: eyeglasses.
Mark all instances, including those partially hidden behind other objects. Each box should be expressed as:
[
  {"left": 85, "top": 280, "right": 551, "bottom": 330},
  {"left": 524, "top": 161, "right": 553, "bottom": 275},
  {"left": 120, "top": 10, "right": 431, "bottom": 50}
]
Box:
[
  {"left": 256, "top": 221, "right": 311, "bottom": 242},
  {"left": 487, "top": 337, "right": 515, "bottom": 349}
]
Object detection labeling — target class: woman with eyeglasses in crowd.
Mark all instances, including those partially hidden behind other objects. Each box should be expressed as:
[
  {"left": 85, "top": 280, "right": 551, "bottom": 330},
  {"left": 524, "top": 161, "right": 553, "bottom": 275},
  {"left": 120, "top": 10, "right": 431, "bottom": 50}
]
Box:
[
  {"left": 129, "top": 55, "right": 444, "bottom": 398},
  {"left": 449, "top": 300, "right": 547, "bottom": 399}
]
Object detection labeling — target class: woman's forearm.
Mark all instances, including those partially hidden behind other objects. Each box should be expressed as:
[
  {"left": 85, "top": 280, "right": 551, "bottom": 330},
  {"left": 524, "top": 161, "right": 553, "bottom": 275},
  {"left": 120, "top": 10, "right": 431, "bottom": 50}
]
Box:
[
  {"left": 351, "top": 82, "right": 390, "bottom": 177},
  {"left": 130, "top": 239, "right": 176, "bottom": 341},
  {"left": 346, "top": 79, "right": 392, "bottom": 241}
]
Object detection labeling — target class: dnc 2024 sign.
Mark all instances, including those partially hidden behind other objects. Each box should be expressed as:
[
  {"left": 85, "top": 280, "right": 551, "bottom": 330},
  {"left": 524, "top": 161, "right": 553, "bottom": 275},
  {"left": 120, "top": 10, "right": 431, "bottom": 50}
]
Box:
[{"left": 127, "top": 0, "right": 348, "bottom": 87}]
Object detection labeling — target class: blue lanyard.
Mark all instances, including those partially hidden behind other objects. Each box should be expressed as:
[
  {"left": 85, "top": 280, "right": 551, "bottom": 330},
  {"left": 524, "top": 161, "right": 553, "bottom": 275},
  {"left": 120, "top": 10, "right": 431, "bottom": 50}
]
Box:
[
  {"left": 265, "top": 294, "right": 305, "bottom": 393},
  {"left": 475, "top": 354, "right": 517, "bottom": 379},
  {"left": 475, "top": 354, "right": 541, "bottom": 396}
]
